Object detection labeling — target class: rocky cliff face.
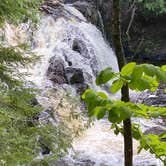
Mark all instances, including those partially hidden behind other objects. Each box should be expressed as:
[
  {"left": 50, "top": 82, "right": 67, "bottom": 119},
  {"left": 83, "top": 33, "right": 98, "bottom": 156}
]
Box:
[
  {"left": 62, "top": 0, "right": 166, "bottom": 65},
  {"left": 41, "top": 0, "right": 166, "bottom": 65}
]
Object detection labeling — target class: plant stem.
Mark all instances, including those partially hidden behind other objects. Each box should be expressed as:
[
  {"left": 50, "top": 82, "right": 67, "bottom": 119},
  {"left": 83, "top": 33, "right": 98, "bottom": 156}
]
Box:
[{"left": 112, "top": 0, "right": 133, "bottom": 165}]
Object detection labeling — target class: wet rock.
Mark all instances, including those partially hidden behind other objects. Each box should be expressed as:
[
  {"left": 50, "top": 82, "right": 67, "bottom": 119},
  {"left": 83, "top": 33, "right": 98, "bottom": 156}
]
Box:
[
  {"left": 40, "top": 0, "right": 64, "bottom": 15},
  {"left": 39, "top": 136, "right": 51, "bottom": 155},
  {"left": 30, "top": 98, "right": 39, "bottom": 106},
  {"left": 90, "top": 57, "right": 99, "bottom": 76},
  {"left": 41, "top": 146, "right": 51, "bottom": 155},
  {"left": 36, "top": 107, "right": 60, "bottom": 127},
  {"left": 98, "top": 0, "right": 113, "bottom": 44},
  {"left": 142, "top": 83, "right": 166, "bottom": 107},
  {"left": 72, "top": 40, "right": 82, "bottom": 54},
  {"left": 64, "top": 0, "right": 77, "bottom": 3},
  {"left": 72, "top": 1, "right": 97, "bottom": 23},
  {"left": 56, "top": 158, "right": 96, "bottom": 166},
  {"left": 75, "top": 83, "right": 89, "bottom": 95},
  {"left": 72, "top": 39, "right": 90, "bottom": 58},
  {"left": 145, "top": 96, "right": 166, "bottom": 107},
  {"left": 47, "top": 58, "right": 67, "bottom": 84},
  {"left": 56, "top": 160, "right": 68, "bottom": 166},
  {"left": 65, "top": 67, "right": 84, "bottom": 84},
  {"left": 40, "top": 0, "right": 85, "bottom": 22},
  {"left": 69, "top": 1, "right": 105, "bottom": 33},
  {"left": 38, "top": 108, "right": 53, "bottom": 124},
  {"left": 144, "top": 126, "right": 166, "bottom": 136},
  {"left": 77, "top": 159, "right": 96, "bottom": 166}
]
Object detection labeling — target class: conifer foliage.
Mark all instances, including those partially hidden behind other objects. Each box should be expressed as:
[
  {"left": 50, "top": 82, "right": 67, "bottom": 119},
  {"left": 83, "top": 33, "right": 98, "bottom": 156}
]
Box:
[
  {"left": 133, "top": 0, "right": 166, "bottom": 14},
  {"left": 0, "top": 1, "right": 72, "bottom": 165},
  {"left": 0, "top": 0, "right": 43, "bottom": 26}
]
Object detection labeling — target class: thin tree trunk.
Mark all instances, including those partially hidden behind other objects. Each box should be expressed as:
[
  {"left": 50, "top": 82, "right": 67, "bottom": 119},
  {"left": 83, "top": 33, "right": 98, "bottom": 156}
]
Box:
[{"left": 112, "top": 0, "right": 133, "bottom": 166}]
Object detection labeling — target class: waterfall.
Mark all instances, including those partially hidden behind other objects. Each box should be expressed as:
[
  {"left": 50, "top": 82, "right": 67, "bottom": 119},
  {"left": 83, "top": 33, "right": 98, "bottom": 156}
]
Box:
[
  {"left": 26, "top": 4, "right": 118, "bottom": 91},
  {"left": 2, "top": 2, "right": 164, "bottom": 166}
]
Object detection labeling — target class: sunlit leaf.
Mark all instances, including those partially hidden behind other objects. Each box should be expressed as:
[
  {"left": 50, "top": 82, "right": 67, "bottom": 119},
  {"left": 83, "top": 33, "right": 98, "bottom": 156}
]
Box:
[
  {"left": 132, "top": 124, "right": 142, "bottom": 140},
  {"left": 96, "top": 67, "right": 116, "bottom": 85},
  {"left": 93, "top": 106, "right": 107, "bottom": 119},
  {"left": 131, "top": 65, "right": 143, "bottom": 81},
  {"left": 108, "top": 106, "right": 131, "bottom": 123},
  {"left": 161, "top": 65, "right": 166, "bottom": 71},
  {"left": 97, "top": 91, "right": 108, "bottom": 99},
  {"left": 109, "top": 79, "right": 124, "bottom": 94},
  {"left": 121, "top": 62, "right": 136, "bottom": 76}
]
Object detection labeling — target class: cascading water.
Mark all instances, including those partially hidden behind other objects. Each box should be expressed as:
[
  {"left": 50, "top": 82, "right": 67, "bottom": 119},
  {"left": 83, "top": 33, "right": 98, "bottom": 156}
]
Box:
[
  {"left": 3, "top": 1, "right": 164, "bottom": 165},
  {"left": 29, "top": 10, "right": 118, "bottom": 91}
]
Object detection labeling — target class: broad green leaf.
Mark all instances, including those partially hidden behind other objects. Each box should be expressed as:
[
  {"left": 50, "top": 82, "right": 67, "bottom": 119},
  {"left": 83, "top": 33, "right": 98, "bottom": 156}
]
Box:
[
  {"left": 109, "top": 79, "right": 124, "bottom": 94},
  {"left": 159, "top": 133, "right": 166, "bottom": 139},
  {"left": 119, "top": 102, "right": 148, "bottom": 118},
  {"left": 164, "top": 88, "right": 166, "bottom": 93},
  {"left": 93, "top": 106, "right": 107, "bottom": 119},
  {"left": 129, "top": 78, "right": 150, "bottom": 91},
  {"left": 155, "top": 69, "right": 166, "bottom": 83},
  {"left": 108, "top": 107, "right": 121, "bottom": 123},
  {"left": 141, "top": 64, "right": 166, "bottom": 83},
  {"left": 149, "top": 78, "right": 158, "bottom": 92},
  {"left": 119, "top": 106, "right": 132, "bottom": 119},
  {"left": 161, "top": 65, "right": 166, "bottom": 71},
  {"left": 141, "top": 64, "right": 157, "bottom": 76},
  {"left": 121, "top": 62, "right": 136, "bottom": 76},
  {"left": 97, "top": 91, "right": 108, "bottom": 99},
  {"left": 82, "top": 89, "right": 113, "bottom": 117},
  {"left": 137, "top": 104, "right": 166, "bottom": 118},
  {"left": 96, "top": 67, "right": 116, "bottom": 85},
  {"left": 132, "top": 124, "right": 142, "bottom": 140},
  {"left": 140, "top": 134, "right": 166, "bottom": 158},
  {"left": 148, "top": 109, "right": 166, "bottom": 118},
  {"left": 108, "top": 106, "right": 131, "bottom": 123},
  {"left": 82, "top": 89, "right": 99, "bottom": 112},
  {"left": 82, "top": 89, "right": 96, "bottom": 100},
  {"left": 131, "top": 65, "right": 143, "bottom": 81}
]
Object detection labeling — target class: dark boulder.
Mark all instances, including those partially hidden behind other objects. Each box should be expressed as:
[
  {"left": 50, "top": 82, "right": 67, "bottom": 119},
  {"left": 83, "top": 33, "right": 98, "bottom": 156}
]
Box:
[
  {"left": 47, "top": 58, "right": 67, "bottom": 84},
  {"left": 30, "top": 98, "right": 39, "bottom": 106},
  {"left": 72, "top": 39, "right": 90, "bottom": 58},
  {"left": 41, "top": 146, "right": 51, "bottom": 155},
  {"left": 72, "top": 1, "right": 98, "bottom": 24},
  {"left": 72, "top": 39, "right": 83, "bottom": 54},
  {"left": 65, "top": 67, "right": 84, "bottom": 84}
]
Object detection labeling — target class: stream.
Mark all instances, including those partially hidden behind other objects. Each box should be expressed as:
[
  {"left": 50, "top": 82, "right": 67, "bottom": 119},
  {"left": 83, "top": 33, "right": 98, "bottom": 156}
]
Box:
[{"left": 3, "top": 1, "right": 165, "bottom": 165}]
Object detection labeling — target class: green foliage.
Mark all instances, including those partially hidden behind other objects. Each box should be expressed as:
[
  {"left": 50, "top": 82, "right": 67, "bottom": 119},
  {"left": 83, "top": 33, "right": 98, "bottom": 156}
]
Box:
[
  {"left": 128, "top": 0, "right": 166, "bottom": 15},
  {"left": 0, "top": 0, "right": 74, "bottom": 165},
  {"left": 96, "top": 67, "right": 117, "bottom": 85},
  {"left": 109, "top": 106, "right": 131, "bottom": 123},
  {"left": 0, "top": 44, "right": 39, "bottom": 88},
  {"left": 0, "top": 0, "right": 43, "bottom": 26},
  {"left": 82, "top": 62, "right": 166, "bottom": 164},
  {"left": 110, "top": 79, "right": 124, "bottom": 94},
  {"left": 138, "top": 133, "right": 166, "bottom": 163},
  {"left": 0, "top": 86, "right": 73, "bottom": 166},
  {"left": 121, "top": 62, "right": 136, "bottom": 76},
  {"left": 0, "top": 0, "right": 43, "bottom": 87}
]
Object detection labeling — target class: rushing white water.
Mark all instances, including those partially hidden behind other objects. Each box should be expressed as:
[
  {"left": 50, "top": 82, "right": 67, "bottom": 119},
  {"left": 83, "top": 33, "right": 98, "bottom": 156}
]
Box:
[
  {"left": 2, "top": 2, "right": 164, "bottom": 166},
  {"left": 69, "top": 120, "right": 163, "bottom": 166},
  {"left": 27, "top": 6, "right": 118, "bottom": 90}
]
